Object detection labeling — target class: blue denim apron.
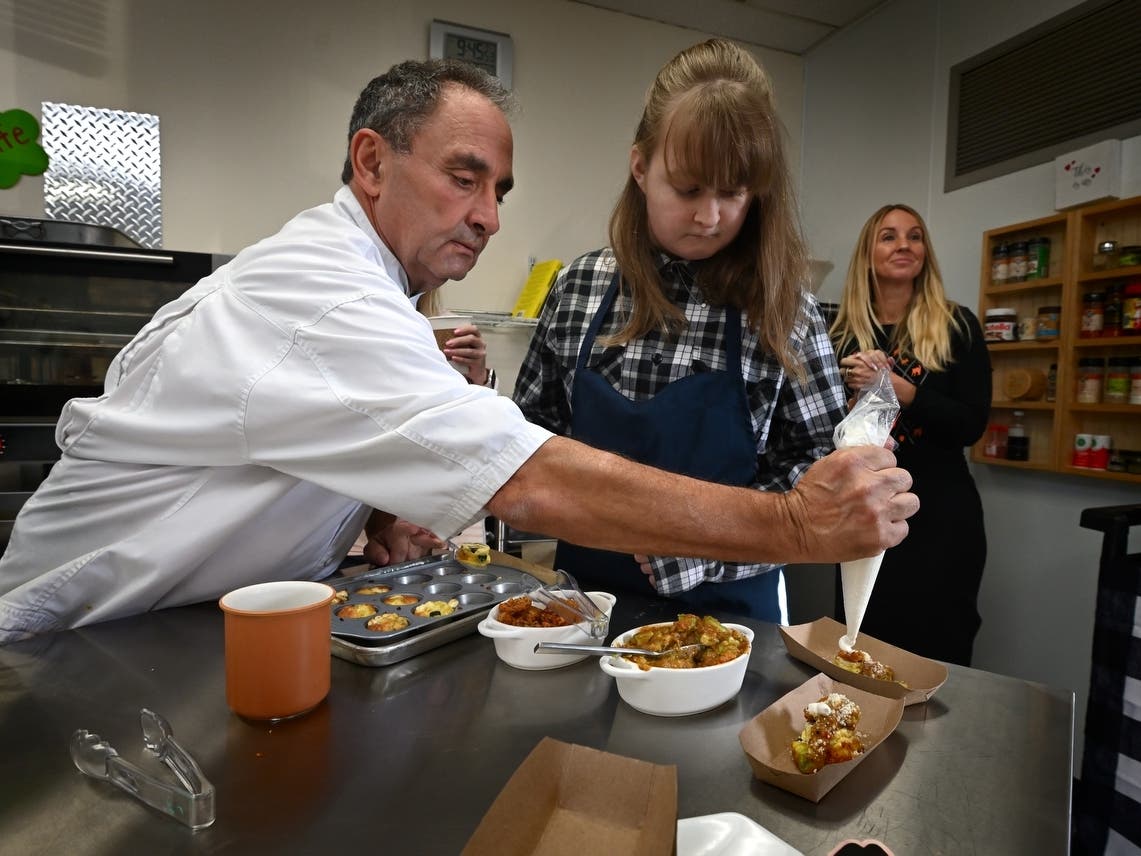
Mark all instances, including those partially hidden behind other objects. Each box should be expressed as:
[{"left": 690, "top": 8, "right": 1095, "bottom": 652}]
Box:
[{"left": 554, "top": 273, "right": 782, "bottom": 621}]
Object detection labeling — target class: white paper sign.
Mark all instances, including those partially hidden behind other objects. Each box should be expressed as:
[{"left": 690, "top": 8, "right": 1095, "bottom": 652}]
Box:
[{"left": 1055, "top": 140, "right": 1122, "bottom": 209}]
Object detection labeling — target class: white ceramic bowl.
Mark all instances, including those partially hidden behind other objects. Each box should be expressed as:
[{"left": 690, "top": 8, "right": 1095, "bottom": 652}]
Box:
[
  {"left": 599, "top": 622, "right": 754, "bottom": 716},
  {"left": 477, "top": 592, "right": 617, "bottom": 670}
]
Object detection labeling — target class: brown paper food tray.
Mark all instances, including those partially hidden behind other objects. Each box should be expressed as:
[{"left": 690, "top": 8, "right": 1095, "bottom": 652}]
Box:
[
  {"left": 739, "top": 672, "right": 905, "bottom": 803},
  {"left": 463, "top": 737, "right": 677, "bottom": 856},
  {"left": 779, "top": 617, "right": 948, "bottom": 705}
]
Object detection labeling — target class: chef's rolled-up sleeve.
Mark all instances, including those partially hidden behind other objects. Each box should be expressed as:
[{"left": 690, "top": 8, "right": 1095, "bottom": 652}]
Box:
[{"left": 244, "top": 292, "right": 552, "bottom": 538}]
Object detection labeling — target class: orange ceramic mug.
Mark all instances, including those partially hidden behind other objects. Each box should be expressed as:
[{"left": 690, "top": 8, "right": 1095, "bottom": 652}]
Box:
[{"left": 219, "top": 581, "right": 335, "bottom": 721}]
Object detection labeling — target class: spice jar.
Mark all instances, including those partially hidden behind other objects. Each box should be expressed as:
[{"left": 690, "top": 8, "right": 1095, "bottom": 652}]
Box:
[
  {"left": 1094, "top": 240, "right": 1118, "bottom": 271},
  {"left": 1123, "top": 281, "right": 1141, "bottom": 335},
  {"left": 991, "top": 244, "right": 1010, "bottom": 284},
  {"left": 1130, "top": 357, "right": 1141, "bottom": 405},
  {"left": 1104, "top": 357, "right": 1131, "bottom": 404},
  {"left": 1103, "top": 285, "right": 1123, "bottom": 337},
  {"left": 1027, "top": 237, "right": 1051, "bottom": 279},
  {"left": 984, "top": 308, "right": 1018, "bottom": 342},
  {"left": 1077, "top": 357, "right": 1104, "bottom": 403},
  {"left": 1046, "top": 363, "right": 1057, "bottom": 402},
  {"left": 1108, "top": 450, "right": 1127, "bottom": 472},
  {"left": 1119, "top": 245, "right": 1141, "bottom": 268},
  {"left": 1008, "top": 241, "right": 1028, "bottom": 283},
  {"left": 983, "top": 424, "right": 1008, "bottom": 458},
  {"left": 1073, "top": 433, "right": 1094, "bottom": 468},
  {"left": 1081, "top": 292, "right": 1105, "bottom": 338},
  {"left": 1036, "top": 305, "right": 1061, "bottom": 340}
]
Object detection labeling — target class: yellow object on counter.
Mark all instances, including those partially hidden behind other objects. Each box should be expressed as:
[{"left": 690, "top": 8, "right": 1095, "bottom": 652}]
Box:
[{"left": 510, "top": 259, "right": 562, "bottom": 318}]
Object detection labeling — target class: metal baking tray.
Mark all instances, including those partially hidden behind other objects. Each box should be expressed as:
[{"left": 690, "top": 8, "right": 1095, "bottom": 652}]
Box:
[{"left": 328, "top": 554, "right": 542, "bottom": 667}]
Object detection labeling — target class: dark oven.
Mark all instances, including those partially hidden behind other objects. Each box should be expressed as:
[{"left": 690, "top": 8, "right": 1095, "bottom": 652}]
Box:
[{"left": 0, "top": 219, "right": 227, "bottom": 549}]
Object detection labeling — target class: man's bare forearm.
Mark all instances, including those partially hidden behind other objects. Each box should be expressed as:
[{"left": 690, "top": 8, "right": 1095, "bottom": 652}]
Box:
[{"left": 487, "top": 437, "right": 915, "bottom": 565}]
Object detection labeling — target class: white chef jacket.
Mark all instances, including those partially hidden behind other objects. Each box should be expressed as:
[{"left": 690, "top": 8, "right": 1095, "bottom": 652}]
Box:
[{"left": 0, "top": 186, "right": 552, "bottom": 642}]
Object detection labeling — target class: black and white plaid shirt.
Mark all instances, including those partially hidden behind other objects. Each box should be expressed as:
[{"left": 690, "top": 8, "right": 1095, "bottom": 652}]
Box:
[{"left": 512, "top": 248, "right": 847, "bottom": 595}]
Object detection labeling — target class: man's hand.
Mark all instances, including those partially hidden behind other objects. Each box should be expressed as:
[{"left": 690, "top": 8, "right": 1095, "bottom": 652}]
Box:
[
  {"left": 363, "top": 510, "right": 445, "bottom": 566},
  {"left": 782, "top": 447, "right": 918, "bottom": 562}
]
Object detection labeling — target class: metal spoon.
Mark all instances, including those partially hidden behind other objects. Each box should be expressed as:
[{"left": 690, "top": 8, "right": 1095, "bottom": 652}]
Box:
[{"left": 534, "top": 641, "right": 708, "bottom": 659}]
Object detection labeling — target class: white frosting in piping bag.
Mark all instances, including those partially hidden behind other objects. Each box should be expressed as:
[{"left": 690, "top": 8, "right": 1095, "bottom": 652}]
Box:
[
  {"left": 831, "top": 368, "right": 899, "bottom": 652},
  {"left": 839, "top": 552, "right": 884, "bottom": 651}
]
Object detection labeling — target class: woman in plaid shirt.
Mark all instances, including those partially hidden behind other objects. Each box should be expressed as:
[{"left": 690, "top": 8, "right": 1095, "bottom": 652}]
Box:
[{"left": 512, "top": 39, "right": 846, "bottom": 622}]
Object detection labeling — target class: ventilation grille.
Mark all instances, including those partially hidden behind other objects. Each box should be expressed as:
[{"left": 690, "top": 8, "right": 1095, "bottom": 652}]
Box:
[{"left": 946, "top": 0, "right": 1141, "bottom": 191}]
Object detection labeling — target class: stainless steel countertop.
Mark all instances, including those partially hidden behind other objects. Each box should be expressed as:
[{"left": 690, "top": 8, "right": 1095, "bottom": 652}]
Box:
[{"left": 0, "top": 595, "right": 1073, "bottom": 855}]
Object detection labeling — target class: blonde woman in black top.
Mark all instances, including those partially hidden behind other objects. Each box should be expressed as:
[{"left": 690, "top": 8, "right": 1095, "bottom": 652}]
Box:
[{"left": 830, "top": 204, "right": 991, "bottom": 666}]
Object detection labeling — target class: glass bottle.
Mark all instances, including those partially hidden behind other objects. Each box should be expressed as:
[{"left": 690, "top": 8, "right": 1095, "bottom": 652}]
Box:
[
  {"left": 1006, "top": 410, "right": 1030, "bottom": 461},
  {"left": 1103, "top": 284, "right": 1123, "bottom": 337}
]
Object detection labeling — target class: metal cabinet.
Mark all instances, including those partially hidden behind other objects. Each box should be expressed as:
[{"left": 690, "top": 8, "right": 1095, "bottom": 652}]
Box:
[{"left": 0, "top": 230, "right": 225, "bottom": 546}]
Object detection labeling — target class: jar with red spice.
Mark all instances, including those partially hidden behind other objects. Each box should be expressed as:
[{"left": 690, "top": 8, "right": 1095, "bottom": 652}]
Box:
[
  {"left": 1123, "top": 281, "right": 1141, "bottom": 335},
  {"left": 1081, "top": 292, "right": 1105, "bottom": 338}
]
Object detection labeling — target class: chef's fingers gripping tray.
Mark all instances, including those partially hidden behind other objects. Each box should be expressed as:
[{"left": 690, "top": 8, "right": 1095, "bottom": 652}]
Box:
[{"left": 329, "top": 554, "right": 542, "bottom": 666}]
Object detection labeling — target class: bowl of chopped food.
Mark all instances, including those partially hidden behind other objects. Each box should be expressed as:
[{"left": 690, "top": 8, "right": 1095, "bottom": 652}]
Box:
[
  {"left": 599, "top": 615, "right": 754, "bottom": 717},
  {"left": 476, "top": 590, "right": 617, "bottom": 670}
]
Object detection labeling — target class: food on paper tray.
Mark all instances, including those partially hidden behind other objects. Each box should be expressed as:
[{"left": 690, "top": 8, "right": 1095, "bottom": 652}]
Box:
[
  {"left": 790, "top": 692, "right": 865, "bottom": 774},
  {"left": 336, "top": 602, "right": 377, "bottom": 619},
  {"left": 366, "top": 612, "right": 410, "bottom": 633},
  {"left": 455, "top": 542, "right": 491, "bottom": 567},
  {"left": 833, "top": 648, "right": 902, "bottom": 684},
  {"left": 619, "top": 614, "right": 749, "bottom": 671},
  {"left": 412, "top": 598, "right": 459, "bottom": 618}
]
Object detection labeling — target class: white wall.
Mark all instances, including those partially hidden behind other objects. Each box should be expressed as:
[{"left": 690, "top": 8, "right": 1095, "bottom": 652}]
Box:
[
  {"left": 0, "top": 0, "right": 802, "bottom": 316},
  {"left": 801, "top": 0, "right": 1141, "bottom": 771}
]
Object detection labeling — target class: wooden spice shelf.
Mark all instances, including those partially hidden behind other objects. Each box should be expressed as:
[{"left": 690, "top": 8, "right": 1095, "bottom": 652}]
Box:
[{"left": 972, "top": 195, "right": 1141, "bottom": 483}]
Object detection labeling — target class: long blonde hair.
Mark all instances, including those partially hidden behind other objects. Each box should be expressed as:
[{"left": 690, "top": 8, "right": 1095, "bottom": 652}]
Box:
[
  {"left": 607, "top": 38, "right": 809, "bottom": 378},
  {"left": 829, "top": 204, "right": 962, "bottom": 371}
]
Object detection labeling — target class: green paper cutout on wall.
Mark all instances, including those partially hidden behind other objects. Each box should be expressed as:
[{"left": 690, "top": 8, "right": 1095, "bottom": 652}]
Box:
[{"left": 0, "top": 109, "right": 50, "bottom": 189}]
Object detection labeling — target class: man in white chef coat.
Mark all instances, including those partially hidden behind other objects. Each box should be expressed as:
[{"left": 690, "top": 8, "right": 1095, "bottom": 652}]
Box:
[{"left": 0, "top": 59, "right": 918, "bottom": 642}]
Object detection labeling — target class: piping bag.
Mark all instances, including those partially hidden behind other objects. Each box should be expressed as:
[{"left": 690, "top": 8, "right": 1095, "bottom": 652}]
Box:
[{"left": 832, "top": 366, "right": 900, "bottom": 652}]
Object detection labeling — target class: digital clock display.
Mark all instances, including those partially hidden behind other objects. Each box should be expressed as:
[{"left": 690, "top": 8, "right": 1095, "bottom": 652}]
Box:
[
  {"left": 444, "top": 33, "right": 498, "bottom": 76},
  {"left": 429, "top": 20, "right": 513, "bottom": 88}
]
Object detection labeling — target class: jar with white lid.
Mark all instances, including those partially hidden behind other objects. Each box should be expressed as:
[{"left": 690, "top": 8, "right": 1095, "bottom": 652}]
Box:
[{"left": 984, "top": 308, "right": 1018, "bottom": 342}]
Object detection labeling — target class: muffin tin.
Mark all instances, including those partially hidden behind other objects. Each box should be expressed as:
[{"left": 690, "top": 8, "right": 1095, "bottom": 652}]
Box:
[{"left": 329, "top": 553, "right": 543, "bottom": 667}]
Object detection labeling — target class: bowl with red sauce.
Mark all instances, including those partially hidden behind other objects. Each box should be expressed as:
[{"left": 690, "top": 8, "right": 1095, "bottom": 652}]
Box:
[{"left": 476, "top": 591, "right": 616, "bottom": 670}]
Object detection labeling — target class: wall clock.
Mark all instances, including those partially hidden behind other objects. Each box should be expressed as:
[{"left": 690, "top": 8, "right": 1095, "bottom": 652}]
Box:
[{"left": 429, "top": 20, "right": 513, "bottom": 89}]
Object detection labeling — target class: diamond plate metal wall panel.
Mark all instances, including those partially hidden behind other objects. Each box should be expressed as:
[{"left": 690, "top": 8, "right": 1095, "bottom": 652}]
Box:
[{"left": 41, "top": 102, "right": 162, "bottom": 248}]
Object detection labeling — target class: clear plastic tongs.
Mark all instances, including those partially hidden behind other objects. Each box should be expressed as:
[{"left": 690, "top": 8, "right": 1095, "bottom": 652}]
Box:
[
  {"left": 70, "top": 708, "right": 215, "bottom": 829},
  {"left": 447, "top": 539, "right": 610, "bottom": 639},
  {"left": 526, "top": 569, "right": 610, "bottom": 639}
]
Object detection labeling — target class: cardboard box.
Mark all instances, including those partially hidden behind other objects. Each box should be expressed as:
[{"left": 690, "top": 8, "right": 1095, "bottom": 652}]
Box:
[
  {"left": 462, "top": 737, "right": 677, "bottom": 855},
  {"left": 779, "top": 617, "right": 948, "bottom": 706},
  {"left": 739, "top": 673, "right": 905, "bottom": 803},
  {"left": 1055, "top": 139, "right": 1122, "bottom": 209}
]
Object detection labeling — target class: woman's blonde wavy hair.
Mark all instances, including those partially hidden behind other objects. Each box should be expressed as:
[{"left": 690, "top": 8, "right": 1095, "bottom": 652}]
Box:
[
  {"left": 829, "top": 204, "right": 963, "bottom": 371},
  {"left": 607, "top": 38, "right": 809, "bottom": 379}
]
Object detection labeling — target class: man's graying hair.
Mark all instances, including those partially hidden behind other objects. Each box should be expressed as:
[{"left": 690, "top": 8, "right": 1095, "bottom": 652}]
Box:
[{"left": 340, "top": 59, "right": 514, "bottom": 184}]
